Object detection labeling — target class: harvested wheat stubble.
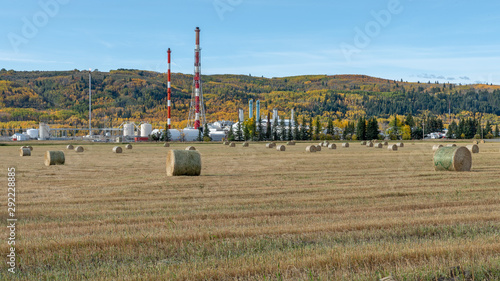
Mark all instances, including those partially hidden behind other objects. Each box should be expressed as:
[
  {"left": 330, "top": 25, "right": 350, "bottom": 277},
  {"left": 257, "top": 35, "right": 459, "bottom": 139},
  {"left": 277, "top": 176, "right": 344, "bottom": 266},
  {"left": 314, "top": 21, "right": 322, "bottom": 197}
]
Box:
[
  {"left": 434, "top": 146, "right": 472, "bottom": 172},
  {"left": 315, "top": 145, "right": 322, "bottom": 152},
  {"left": 164, "top": 143, "right": 170, "bottom": 147},
  {"left": 287, "top": 141, "right": 295, "bottom": 145},
  {"left": 44, "top": 151, "right": 65, "bottom": 166},
  {"left": 66, "top": 144, "right": 74, "bottom": 150},
  {"left": 342, "top": 143, "right": 349, "bottom": 148},
  {"left": 229, "top": 142, "right": 235, "bottom": 147},
  {"left": 388, "top": 144, "right": 398, "bottom": 151},
  {"left": 383, "top": 141, "right": 388, "bottom": 146},
  {"left": 328, "top": 143, "right": 337, "bottom": 149},
  {"left": 19, "top": 147, "right": 31, "bottom": 156},
  {"left": 375, "top": 143, "right": 383, "bottom": 148},
  {"left": 396, "top": 143, "right": 404, "bottom": 147},
  {"left": 366, "top": 142, "right": 374, "bottom": 147},
  {"left": 185, "top": 146, "right": 196, "bottom": 151},
  {"left": 276, "top": 145, "right": 286, "bottom": 151},
  {"left": 433, "top": 144, "right": 443, "bottom": 152},
  {"left": 126, "top": 144, "right": 133, "bottom": 149},
  {"left": 447, "top": 144, "right": 457, "bottom": 147},
  {"left": 266, "top": 143, "right": 275, "bottom": 148},
  {"left": 166, "top": 149, "right": 201, "bottom": 176},
  {"left": 242, "top": 142, "right": 249, "bottom": 147},
  {"left": 74, "top": 146, "right": 84, "bottom": 153},
  {"left": 360, "top": 141, "right": 366, "bottom": 145},
  {"left": 112, "top": 146, "right": 122, "bottom": 153},
  {"left": 466, "top": 144, "right": 479, "bottom": 154},
  {"left": 306, "top": 145, "right": 316, "bottom": 152}
]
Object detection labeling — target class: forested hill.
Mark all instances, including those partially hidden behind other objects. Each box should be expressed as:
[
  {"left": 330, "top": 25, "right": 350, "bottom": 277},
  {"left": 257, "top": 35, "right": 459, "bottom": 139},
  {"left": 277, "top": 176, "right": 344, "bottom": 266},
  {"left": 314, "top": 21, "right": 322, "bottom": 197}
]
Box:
[{"left": 1, "top": 68, "right": 499, "bottom": 128}]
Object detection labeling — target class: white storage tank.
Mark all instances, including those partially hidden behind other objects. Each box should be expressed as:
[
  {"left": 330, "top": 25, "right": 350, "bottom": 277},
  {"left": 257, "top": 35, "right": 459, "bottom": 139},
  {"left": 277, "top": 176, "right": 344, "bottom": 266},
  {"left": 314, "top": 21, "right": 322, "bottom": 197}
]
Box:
[
  {"left": 182, "top": 129, "right": 200, "bottom": 142},
  {"left": 169, "top": 129, "right": 181, "bottom": 141},
  {"left": 140, "top": 123, "right": 153, "bottom": 137},
  {"left": 39, "top": 123, "right": 50, "bottom": 140},
  {"left": 123, "top": 123, "right": 135, "bottom": 137},
  {"left": 209, "top": 131, "right": 226, "bottom": 141},
  {"left": 27, "top": 129, "right": 39, "bottom": 139}
]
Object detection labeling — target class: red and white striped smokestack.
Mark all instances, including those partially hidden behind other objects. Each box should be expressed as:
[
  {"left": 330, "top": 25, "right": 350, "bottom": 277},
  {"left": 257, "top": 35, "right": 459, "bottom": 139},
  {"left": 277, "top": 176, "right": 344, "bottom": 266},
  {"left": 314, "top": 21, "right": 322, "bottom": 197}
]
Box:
[
  {"left": 194, "top": 27, "right": 201, "bottom": 129},
  {"left": 167, "top": 48, "right": 172, "bottom": 129}
]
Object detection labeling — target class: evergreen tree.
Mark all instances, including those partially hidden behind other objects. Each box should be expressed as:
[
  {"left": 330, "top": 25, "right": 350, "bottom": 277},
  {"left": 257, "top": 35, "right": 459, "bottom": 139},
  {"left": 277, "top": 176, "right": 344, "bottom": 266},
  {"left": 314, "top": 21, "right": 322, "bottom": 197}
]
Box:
[
  {"left": 227, "top": 125, "right": 235, "bottom": 141},
  {"left": 266, "top": 113, "right": 272, "bottom": 140},
  {"left": 405, "top": 113, "right": 415, "bottom": 127},
  {"left": 308, "top": 117, "right": 313, "bottom": 140},
  {"left": 495, "top": 124, "right": 499, "bottom": 138},
  {"left": 272, "top": 117, "right": 279, "bottom": 141},
  {"left": 243, "top": 124, "right": 250, "bottom": 141},
  {"left": 257, "top": 118, "right": 264, "bottom": 141},
  {"left": 287, "top": 118, "right": 293, "bottom": 141},
  {"left": 447, "top": 121, "right": 457, "bottom": 139},
  {"left": 326, "top": 118, "right": 334, "bottom": 136},
  {"left": 236, "top": 122, "right": 243, "bottom": 141},
  {"left": 162, "top": 123, "right": 172, "bottom": 142},
  {"left": 293, "top": 116, "right": 299, "bottom": 140},
  {"left": 300, "top": 116, "right": 307, "bottom": 140},
  {"left": 280, "top": 118, "right": 286, "bottom": 141},
  {"left": 203, "top": 123, "right": 211, "bottom": 141},
  {"left": 366, "top": 118, "right": 379, "bottom": 140},
  {"left": 314, "top": 116, "right": 321, "bottom": 136},
  {"left": 197, "top": 127, "right": 203, "bottom": 141},
  {"left": 356, "top": 117, "right": 366, "bottom": 140}
]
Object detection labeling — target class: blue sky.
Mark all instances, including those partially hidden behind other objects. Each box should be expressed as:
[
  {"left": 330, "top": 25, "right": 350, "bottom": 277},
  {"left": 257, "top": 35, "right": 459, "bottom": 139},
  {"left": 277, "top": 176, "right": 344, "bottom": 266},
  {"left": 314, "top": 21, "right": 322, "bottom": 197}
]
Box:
[{"left": 1, "top": 0, "right": 500, "bottom": 84}]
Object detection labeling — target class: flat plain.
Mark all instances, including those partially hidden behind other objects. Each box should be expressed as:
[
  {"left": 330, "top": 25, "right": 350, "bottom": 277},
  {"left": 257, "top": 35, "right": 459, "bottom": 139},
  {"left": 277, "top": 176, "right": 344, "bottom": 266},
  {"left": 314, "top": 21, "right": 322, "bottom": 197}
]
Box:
[{"left": 1, "top": 141, "right": 499, "bottom": 280}]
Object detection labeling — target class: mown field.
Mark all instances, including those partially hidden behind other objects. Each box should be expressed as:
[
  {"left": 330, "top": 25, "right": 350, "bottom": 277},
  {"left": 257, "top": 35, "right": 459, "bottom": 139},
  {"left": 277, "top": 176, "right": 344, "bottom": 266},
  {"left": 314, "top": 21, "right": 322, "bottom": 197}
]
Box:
[{"left": 1, "top": 141, "right": 499, "bottom": 280}]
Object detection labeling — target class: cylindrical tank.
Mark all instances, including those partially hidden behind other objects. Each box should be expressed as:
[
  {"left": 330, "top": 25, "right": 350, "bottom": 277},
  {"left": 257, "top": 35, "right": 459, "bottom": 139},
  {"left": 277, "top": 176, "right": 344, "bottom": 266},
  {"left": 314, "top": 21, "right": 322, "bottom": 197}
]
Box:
[
  {"left": 169, "top": 129, "right": 181, "bottom": 141},
  {"left": 39, "top": 123, "right": 50, "bottom": 140},
  {"left": 182, "top": 129, "right": 200, "bottom": 142},
  {"left": 140, "top": 123, "right": 153, "bottom": 137},
  {"left": 209, "top": 131, "right": 226, "bottom": 142},
  {"left": 27, "top": 129, "right": 39, "bottom": 139},
  {"left": 123, "top": 123, "right": 135, "bottom": 137}
]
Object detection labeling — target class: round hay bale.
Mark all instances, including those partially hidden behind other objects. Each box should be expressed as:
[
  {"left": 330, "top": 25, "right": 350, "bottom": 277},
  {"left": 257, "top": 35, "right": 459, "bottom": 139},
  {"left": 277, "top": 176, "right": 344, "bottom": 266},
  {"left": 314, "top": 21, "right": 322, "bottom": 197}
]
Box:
[
  {"left": 342, "top": 143, "right": 349, "bottom": 148},
  {"left": 276, "top": 145, "right": 286, "bottom": 151},
  {"left": 328, "top": 143, "right": 337, "bottom": 150},
  {"left": 26, "top": 145, "right": 33, "bottom": 151},
  {"left": 306, "top": 145, "right": 316, "bottom": 153},
  {"left": 366, "top": 142, "right": 373, "bottom": 148},
  {"left": 242, "top": 142, "right": 249, "bottom": 147},
  {"left": 375, "top": 143, "right": 383, "bottom": 148},
  {"left": 74, "top": 146, "right": 84, "bottom": 153},
  {"left": 19, "top": 147, "right": 31, "bottom": 157},
  {"left": 113, "top": 146, "right": 123, "bottom": 153},
  {"left": 185, "top": 146, "right": 196, "bottom": 151},
  {"left": 164, "top": 143, "right": 170, "bottom": 147},
  {"left": 315, "top": 145, "right": 322, "bottom": 152},
  {"left": 126, "top": 144, "right": 133, "bottom": 149},
  {"left": 472, "top": 140, "right": 478, "bottom": 145},
  {"left": 166, "top": 150, "right": 201, "bottom": 176},
  {"left": 388, "top": 144, "right": 398, "bottom": 151},
  {"left": 396, "top": 143, "right": 404, "bottom": 148},
  {"left": 383, "top": 141, "right": 388, "bottom": 146},
  {"left": 66, "top": 144, "right": 74, "bottom": 150},
  {"left": 223, "top": 141, "right": 229, "bottom": 145},
  {"left": 466, "top": 144, "right": 479, "bottom": 154},
  {"left": 44, "top": 151, "right": 65, "bottom": 166},
  {"left": 266, "top": 143, "right": 275, "bottom": 149},
  {"left": 432, "top": 145, "right": 443, "bottom": 152},
  {"left": 446, "top": 144, "right": 457, "bottom": 147},
  {"left": 480, "top": 140, "right": 485, "bottom": 144},
  {"left": 229, "top": 142, "right": 236, "bottom": 147},
  {"left": 287, "top": 141, "right": 296, "bottom": 146},
  {"left": 433, "top": 146, "right": 471, "bottom": 172},
  {"left": 322, "top": 141, "right": 329, "bottom": 147},
  {"left": 360, "top": 141, "right": 366, "bottom": 145}
]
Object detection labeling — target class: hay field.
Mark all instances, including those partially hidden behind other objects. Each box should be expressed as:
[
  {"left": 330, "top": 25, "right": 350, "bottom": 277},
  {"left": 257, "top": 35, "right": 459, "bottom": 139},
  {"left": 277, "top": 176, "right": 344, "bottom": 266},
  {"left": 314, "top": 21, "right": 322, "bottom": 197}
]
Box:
[{"left": 1, "top": 141, "right": 500, "bottom": 280}]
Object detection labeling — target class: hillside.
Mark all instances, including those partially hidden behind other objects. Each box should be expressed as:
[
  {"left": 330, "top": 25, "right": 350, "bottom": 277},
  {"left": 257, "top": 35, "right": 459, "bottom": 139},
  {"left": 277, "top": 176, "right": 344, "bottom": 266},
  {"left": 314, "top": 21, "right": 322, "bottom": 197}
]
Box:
[{"left": 1, "top": 68, "right": 499, "bottom": 129}]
